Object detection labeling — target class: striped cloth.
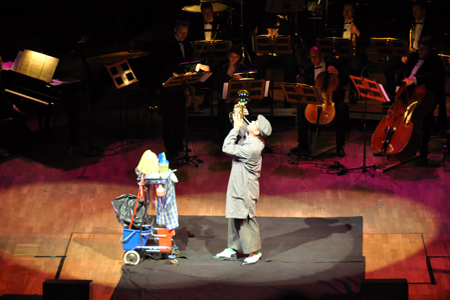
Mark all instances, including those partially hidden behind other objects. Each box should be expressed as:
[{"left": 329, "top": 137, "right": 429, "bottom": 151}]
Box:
[{"left": 156, "top": 179, "right": 179, "bottom": 230}]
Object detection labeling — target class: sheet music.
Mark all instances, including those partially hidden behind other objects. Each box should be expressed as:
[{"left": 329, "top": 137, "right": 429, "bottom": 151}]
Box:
[
  {"left": 378, "top": 83, "right": 391, "bottom": 103},
  {"left": 15, "top": 49, "right": 59, "bottom": 83},
  {"left": 264, "top": 81, "right": 270, "bottom": 97},
  {"left": 222, "top": 82, "right": 228, "bottom": 99}
]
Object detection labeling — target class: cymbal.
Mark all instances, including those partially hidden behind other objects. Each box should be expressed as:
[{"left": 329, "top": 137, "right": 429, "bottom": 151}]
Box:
[{"left": 182, "top": 3, "right": 228, "bottom": 13}]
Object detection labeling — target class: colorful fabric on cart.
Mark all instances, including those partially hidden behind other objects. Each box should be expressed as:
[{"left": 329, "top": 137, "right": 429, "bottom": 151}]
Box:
[{"left": 156, "top": 179, "right": 179, "bottom": 230}]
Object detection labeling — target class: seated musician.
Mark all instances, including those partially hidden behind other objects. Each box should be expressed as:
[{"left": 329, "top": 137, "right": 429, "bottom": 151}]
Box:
[
  {"left": 217, "top": 45, "right": 249, "bottom": 139},
  {"left": 290, "top": 46, "right": 349, "bottom": 157},
  {"left": 382, "top": 2, "right": 446, "bottom": 129},
  {"left": 395, "top": 36, "right": 445, "bottom": 165},
  {"left": 252, "top": 14, "right": 298, "bottom": 107},
  {"left": 190, "top": 2, "right": 231, "bottom": 107},
  {"left": 332, "top": 2, "right": 369, "bottom": 104},
  {"left": 0, "top": 56, "right": 33, "bottom": 155},
  {"left": 159, "top": 19, "right": 209, "bottom": 159}
]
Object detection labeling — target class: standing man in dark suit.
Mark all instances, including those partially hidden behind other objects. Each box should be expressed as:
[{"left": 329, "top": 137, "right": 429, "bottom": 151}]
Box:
[
  {"left": 383, "top": 2, "right": 441, "bottom": 99},
  {"left": 290, "top": 46, "right": 349, "bottom": 157},
  {"left": 190, "top": 2, "right": 231, "bottom": 107},
  {"left": 159, "top": 19, "right": 209, "bottom": 159},
  {"left": 395, "top": 36, "right": 445, "bottom": 165},
  {"left": 332, "top": 2, "right": 369, "bottom": 104}
]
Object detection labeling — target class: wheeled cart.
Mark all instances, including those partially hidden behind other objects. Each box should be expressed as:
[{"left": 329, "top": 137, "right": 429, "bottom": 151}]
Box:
[{"left": 120, "top": 171, "right": 180, "bottom": 265}]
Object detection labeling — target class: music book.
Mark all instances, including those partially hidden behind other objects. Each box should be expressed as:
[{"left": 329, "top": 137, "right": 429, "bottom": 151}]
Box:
[{"left": 15, "top": 49, "right": 60, "bottom": 83}]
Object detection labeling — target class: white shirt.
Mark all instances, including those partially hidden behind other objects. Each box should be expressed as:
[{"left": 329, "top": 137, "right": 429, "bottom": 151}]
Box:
[
  {"left": 409, "top": 59, "right": 424, "bottom": 79},
  {"left": 314, "top": 60, "right": 326, "bottom": 80},
  {"left": 343, "top": 20, "right": 353, "bottom": 39},
  {"left": 204, "top": 20, "right": 213, "bottom": 41},
  {"left": 413, "top": 18, "right": 424, "bottom": 50}
]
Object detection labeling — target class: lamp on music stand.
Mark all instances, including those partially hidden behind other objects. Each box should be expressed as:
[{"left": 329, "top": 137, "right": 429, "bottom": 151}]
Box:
[
  {"left": 162, "top": 69, "right": 207, "bottom": 167},
  {"left": 106, "top": 59, "right": 139, "bottom": 145}
]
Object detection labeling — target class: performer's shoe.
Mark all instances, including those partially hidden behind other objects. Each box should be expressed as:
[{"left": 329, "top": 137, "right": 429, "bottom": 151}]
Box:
[
  {"left": 242, "top": 252, "right": 262, "bottom": 265},
  {"left": 214, "top": 248, "right": 237, "bottom": 259},
  {"left": 336, "top": 147, "right": 346, "bottom": 157},
  {"left": 290, "top": 144, "right": 309, "bottom": 155}
]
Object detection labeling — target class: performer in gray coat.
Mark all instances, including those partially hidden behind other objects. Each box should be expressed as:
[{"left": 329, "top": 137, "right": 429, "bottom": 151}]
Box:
[{"left": 215, "top": 111, "right": 272, "bottom": 265}]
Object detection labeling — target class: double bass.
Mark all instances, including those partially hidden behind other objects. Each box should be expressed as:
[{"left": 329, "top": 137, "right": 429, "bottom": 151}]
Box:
[
  {"left": 371, "top": 83, "right": 434, "bottom": 161},
  {"left": 304, "top": 69, "right": 338, "bottom": 125}
]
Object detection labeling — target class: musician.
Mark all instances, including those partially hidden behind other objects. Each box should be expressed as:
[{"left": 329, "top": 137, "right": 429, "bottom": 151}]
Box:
[
  {"left": 159, "top": 19, "right": 209, "bottom": 159},
  {"left": 215, "top": 112, "right": 272, "bottom": 265},
  {"left": 290, "top": 46, "right": 349, "bottom": 157},
  {"left": 333, "top": 2, "right": 369, "bottom": 104},
  {"left": 382, "top": 2, "right": 446, "bottom": 129},
  {"left": 395, "top": 36, "right": 445, "bottom": 165},
  {"left": 217, "top": 46, "right": 249, "bottom": 139},
  {"left": 190, "top": 2, "right": 231, "bottom": 42},
  {"left": 0, "top": 56, "right": 32, "bottom": 155},
  {"left": 252, "top": 14, "right": 298, "bottom": 107},
  {"left": 190, "top": 2, "right": 231, "bottom": 107}
]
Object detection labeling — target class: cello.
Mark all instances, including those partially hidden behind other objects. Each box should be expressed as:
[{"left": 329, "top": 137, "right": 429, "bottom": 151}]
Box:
[
  {"left": 371, "top": 83, "right": 434, "bottom": 161},
  {"left": 304, "top": 69, "right": 338, "bottom": 125}
]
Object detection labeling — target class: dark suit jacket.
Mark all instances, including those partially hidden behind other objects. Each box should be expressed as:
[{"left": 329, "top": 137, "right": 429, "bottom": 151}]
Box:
[
  {"left": 412, "top": 18, "right": 440, "bottom": 46},
  {"left": 160, "top": 35, "right": 194, "bottom": 90},
  {"left": 396, "top": 51, "right": 444, "bottom": 94}
]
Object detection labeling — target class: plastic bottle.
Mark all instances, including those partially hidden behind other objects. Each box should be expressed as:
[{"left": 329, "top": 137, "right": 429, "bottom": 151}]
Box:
[{"left": 159, "top": 152, "right": 169, "bottom": 173}]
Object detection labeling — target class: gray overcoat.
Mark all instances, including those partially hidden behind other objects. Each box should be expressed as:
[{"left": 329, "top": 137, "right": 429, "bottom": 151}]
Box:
[{"left": 222, "top": 125, "right": 264, "bottom": 219}]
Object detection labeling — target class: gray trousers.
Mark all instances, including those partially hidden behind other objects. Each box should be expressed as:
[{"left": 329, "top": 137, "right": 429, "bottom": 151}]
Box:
[{"left": 227, "top": 216, "right": 261, "bottom": 254}]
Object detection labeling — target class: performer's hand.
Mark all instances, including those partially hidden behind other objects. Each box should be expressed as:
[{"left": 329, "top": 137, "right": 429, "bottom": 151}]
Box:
[
  {"left": 410, "top": 48, "right": 417, "bottom": 53},
  {"left": 403, "top": 77, "right": 416, "bottom": 86},
  {"left": 401, "top": 56, "right": 408, "bottom": 64},
  {"left": 232, "top": 112, "right": 243, "bottom": 129},
  {"left": 233, "top": 74, "right": 243, "bottom": 80},
  {"left": 351, "top": 24, "right": 360, "bottom": 37},
  {"left": 12, "top": 105, "right": 20, "bottom": 113},
  {"left": 243, "top": 108, "right": 249, "bottom": 116},
  {"left": 327, "top": 66, "right": 338, "bottom": 75},
  {"left": 199, "top": 64, "right": 210, "bottom": 72}
]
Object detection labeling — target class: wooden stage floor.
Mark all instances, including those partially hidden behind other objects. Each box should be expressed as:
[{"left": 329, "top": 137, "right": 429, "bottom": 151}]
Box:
[{"left": 1, "top": 91, "right": 450, "bottom": 300}]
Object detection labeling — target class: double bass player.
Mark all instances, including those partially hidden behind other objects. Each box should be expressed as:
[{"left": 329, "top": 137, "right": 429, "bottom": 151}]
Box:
[{"left": 391, "top": 36, "right": 444, "bottom": 166}]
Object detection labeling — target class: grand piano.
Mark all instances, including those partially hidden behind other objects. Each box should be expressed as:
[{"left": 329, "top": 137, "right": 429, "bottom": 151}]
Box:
[{"left": 1, "top": 23, "right": 150, "bottom": 147}]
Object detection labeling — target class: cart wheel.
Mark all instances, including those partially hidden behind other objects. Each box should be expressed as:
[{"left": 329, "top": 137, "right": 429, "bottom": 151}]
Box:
[
  {"left": 170, "top": 259, "right": 178, "bottom": 266},
  {"left": 124, "top": 250, "right": 140, "bottom": 265},
  {"left": 174, "top": 250, "right": 181, "bottom": 257}
]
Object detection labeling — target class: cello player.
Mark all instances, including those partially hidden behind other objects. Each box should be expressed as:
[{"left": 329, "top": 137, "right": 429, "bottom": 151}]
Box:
[
  {"left": 395, "top": 36, "right": 445, "bottom": 166},
  {"left": 290, "top": 46, "right": 349, "bottom": 157}
]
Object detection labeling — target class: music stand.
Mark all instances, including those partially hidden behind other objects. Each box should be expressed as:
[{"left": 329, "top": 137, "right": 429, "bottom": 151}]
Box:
[
  {"left": 281, "top": 82, "right": 336, "bottom": 161},
  {"left": 193, "top": 40, "right": 232, "bottom": 61},
  {"left": 106, "top": 59, "right": 139, "bottom": 146},
  {"left": 316, "top": 37, "right": 354, "bottom": 57},
  {"left": 162, "top": 71, "right": 207, "bottom": 167},
  {"left": 253, "top": 35, "right": 292, "bottom": 120},
  {"left": 370, "top": 38, "right": 409, "bottom": 58},
  {"left": 225, "top": 79, "right": 266, "bottom": 103},
  {"left": 345, "top": 75, "right": 388, "bottom": 176}
]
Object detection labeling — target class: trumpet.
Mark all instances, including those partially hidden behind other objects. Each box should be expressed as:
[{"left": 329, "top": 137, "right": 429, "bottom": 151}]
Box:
[
  {"left": 350, "top": 20, "right": 357, "bottom": 56},
  {"left": 409, "top": 23, "right": 415, "bottom": 51},
  {"left": 234, "top": 89, "right": 250, "bottom": 124}
]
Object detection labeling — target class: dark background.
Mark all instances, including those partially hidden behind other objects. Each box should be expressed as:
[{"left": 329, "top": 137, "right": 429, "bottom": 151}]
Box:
[{"left": 1, "top": 0, "right": 449, "bottom": 79}]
